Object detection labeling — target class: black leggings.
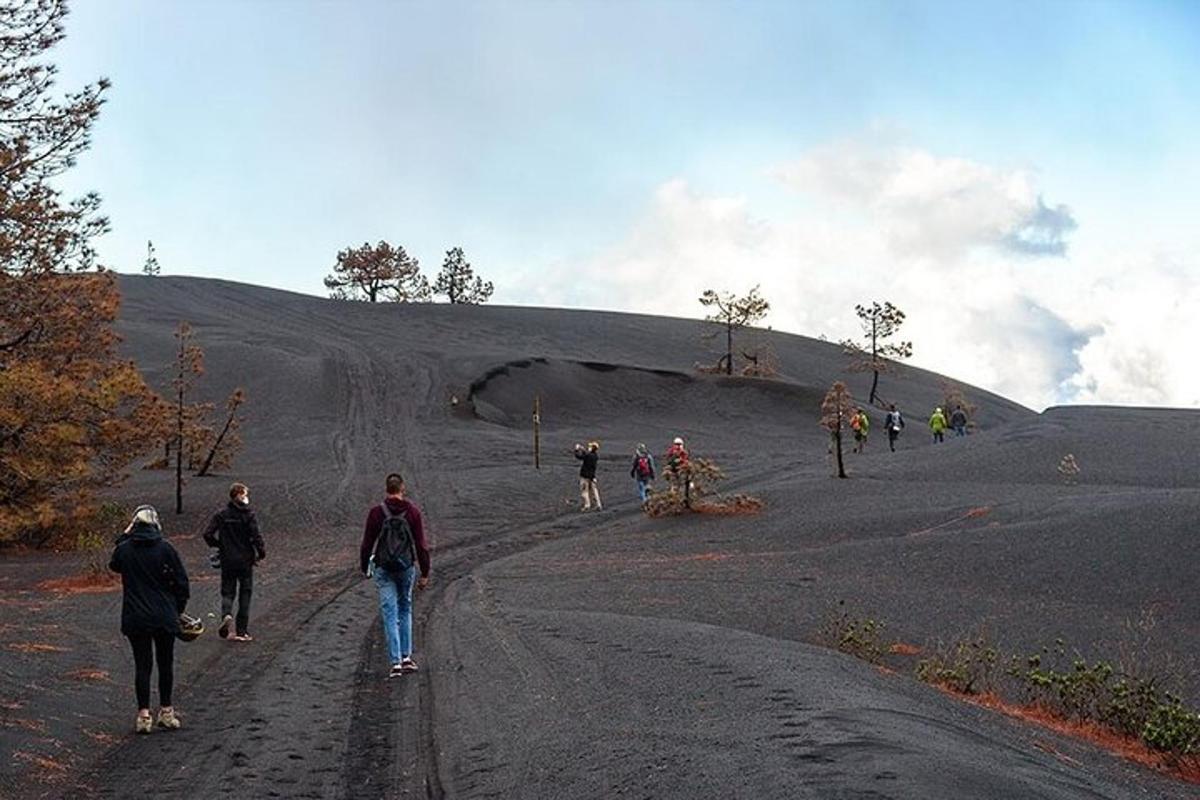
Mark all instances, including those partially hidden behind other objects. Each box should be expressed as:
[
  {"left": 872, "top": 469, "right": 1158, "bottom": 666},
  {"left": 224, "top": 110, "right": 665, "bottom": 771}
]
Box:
[{"left": 128, "top": 631, "right": 175, "bottom": 709}]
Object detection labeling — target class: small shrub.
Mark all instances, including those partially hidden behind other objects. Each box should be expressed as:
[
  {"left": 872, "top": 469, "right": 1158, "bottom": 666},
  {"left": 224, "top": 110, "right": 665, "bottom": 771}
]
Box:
[
  {"left": 77, "top": 501, "right": 126, "bottom": 574},
  {"left": 817, "top": 603, "right": 888, "bottom": 664},
  {"left": 916, "top": 636, "right": 1001, "bottom": 695},
  {"left": 1007, "top": 640, "right": 1200, "bottom": 759},
  {"left": 1057, "top": 454, "right": 1081, "bottom": 484},
  {"left": 644, "top": 457, "right": 762, "bottom": 517}
]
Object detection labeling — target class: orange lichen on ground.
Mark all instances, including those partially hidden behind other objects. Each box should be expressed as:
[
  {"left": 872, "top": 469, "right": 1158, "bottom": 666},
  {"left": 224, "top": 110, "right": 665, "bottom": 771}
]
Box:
[
  {"left": 83, "top": 728, "right": 119, "bottom": 745},
  {"left": 64, "top": 668, "right": 111, "bottom": 682},
  {"left": 941, "top": 688, "right": 1200, "bottom": 784},
  {"left": 35, "top": 571, "right": 120, "bottom": 595},
  {"left": 14, "top": 751, "right": 68, "bottom": 773},
  {"left": 889, "top": 642, "right": 922, "bottom": 656},
  {"left": 909, "top": 505, "right": 995, "bottom": 537},
  {"left": 2, "top": 717, "right": 47, "bottom": 733},
  {"left": 6, "top": 643, "right": 69, "bottom": 654}
]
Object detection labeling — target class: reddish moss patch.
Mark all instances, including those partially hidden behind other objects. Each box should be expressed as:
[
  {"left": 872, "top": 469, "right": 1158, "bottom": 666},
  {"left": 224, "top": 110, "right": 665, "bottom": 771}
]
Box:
[
  {"left": 64, "top": 668, "right": 111, "bottom": 682},
  {"left": 35, "top": 571, "right": 120, "bottom": 595},
  {"left": 14, "top": 751, "right": 68, "bottom": 774},
  {"left": 7, "top": 642, "right": 69, "bottom": 654},
  {"left": 939, "top": 688, "right": 1200, "bottom": 785},
  {"left": 889, "top": 642, "right": 922, "bottom": 656}
]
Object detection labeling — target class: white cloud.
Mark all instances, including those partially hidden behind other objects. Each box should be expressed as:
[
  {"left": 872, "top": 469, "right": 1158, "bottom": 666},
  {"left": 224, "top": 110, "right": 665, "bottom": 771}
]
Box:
[
  {"left": 773, "top": 144, "right": 1076, "bottom": 261},
  {"left": 513, "top": 141, "right": 1197, "bottom": 410}
]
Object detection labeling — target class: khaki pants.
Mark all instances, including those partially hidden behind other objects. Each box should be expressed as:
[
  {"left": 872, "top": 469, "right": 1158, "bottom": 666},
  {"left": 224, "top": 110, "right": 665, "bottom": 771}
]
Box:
[{"left": 579, "top": 478, "right": 601, "bottom": 510}]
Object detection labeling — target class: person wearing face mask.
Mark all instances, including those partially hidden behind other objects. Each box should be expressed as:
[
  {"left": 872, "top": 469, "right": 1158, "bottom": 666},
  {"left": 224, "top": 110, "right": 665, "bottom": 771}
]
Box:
[{"left": 203, "top": 483, "right": 266, "bottom": 642}]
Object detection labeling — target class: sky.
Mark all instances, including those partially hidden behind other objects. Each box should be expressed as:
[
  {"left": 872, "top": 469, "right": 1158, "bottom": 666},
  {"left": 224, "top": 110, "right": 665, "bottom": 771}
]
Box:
[{"left": 50, "top": 0, "right": 1200, "bottom": 410}]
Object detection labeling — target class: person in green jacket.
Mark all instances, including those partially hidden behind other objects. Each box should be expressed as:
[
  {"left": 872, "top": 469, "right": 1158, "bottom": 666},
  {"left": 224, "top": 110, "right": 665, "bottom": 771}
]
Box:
[
  {"left": 929, "top": 407, "right": 948, "bottom": 443},
  {"left": 851, "top": 408, "right": 870, "bottom": 453}
]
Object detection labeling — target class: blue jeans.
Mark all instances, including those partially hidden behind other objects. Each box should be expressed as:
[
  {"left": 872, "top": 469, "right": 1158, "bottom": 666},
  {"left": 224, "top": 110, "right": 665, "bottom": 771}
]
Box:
[
  {"left": 636, "top": 479, "right": 650, "bottom": 502},
  {"left": 373, "top": 563, "right": 416, "bottom": 665},
  {"left": 954, "top": 425, "right": 966, "bottom": 437}
]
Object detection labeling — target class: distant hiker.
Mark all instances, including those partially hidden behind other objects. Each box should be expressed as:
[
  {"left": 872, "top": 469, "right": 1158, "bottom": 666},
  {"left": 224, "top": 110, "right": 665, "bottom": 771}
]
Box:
[
  {"left": 664, "top": 436, "right": 692, "bottom": 505},
  {"left": 630, "top": 443, "right": 656, "bottom": 503},
  {"left": 850, "top": 408, "right": 870, "bottom": 453},
  {"left": 360, "top": 473, "right": 431, "bottom": 678},
  {"left": 109, "top": 505, "right": 189, "bottom": 734},
  {"left": 884, "top": 404, "right": 905, "bottom": 452},
  {"left": 575, "top": 441, "right": 602, "bottom": 511},
  {"left": 665, "top": 436, "right": 689, "bottom": 472},
  {"left": 203, "top": 483, "right": 265, "bottom": 642},
  {"left": 950, "top": 405, "right": 969, "bottom": 437},
  {"left": 929, "top": 407, "right": 948, "bottom": 443}
]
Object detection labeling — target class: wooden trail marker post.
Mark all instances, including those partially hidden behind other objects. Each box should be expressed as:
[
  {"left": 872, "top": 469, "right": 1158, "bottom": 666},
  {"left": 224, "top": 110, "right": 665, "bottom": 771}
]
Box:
[{"left": 533, "top": 395, "right": 541, "bottom": 469}]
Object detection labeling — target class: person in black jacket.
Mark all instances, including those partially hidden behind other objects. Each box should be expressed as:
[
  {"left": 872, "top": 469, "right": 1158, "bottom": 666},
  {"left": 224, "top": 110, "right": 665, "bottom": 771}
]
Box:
[
  {"left": 203, "top": 483, "right": 266, "bottom": 642},
  {"left": 574, "top": 441, "right": 602, "bottom": 511},
  {"left": 109, "top": 505, "right": 190, "bottom": 734}
]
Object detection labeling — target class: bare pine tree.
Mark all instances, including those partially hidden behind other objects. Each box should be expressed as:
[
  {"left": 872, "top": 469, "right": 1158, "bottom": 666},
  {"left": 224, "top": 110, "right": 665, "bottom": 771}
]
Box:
[
  {"left": 821, "top": 381, "right": 855, "bottom": 479},
  {"left": 324, "top": 240, "right": 430, "bottom": 302},
  {"left": 841, "top": 301, "right": 912, "bottom": 406},
  {"left": 434, "top": 246, "right": 493, "bottom": 304},
  {"left": 172, "top": 322, "right": 204, "bottom": 513},
  {"left": 699, "top": 285, "right": 770, "bottom": 376},
  {"left": 197, "top": 388, "right": 246, "bottom": 477}
]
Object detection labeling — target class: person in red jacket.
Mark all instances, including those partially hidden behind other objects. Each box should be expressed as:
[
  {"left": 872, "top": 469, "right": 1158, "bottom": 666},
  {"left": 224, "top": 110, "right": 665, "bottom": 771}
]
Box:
[{"left": 360, "top": 473, "right": 431, "bottom": 678}]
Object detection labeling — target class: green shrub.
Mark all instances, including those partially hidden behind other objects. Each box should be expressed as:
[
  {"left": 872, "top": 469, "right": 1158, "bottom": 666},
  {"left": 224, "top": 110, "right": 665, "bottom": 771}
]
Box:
[
  {"left": 916, "top": 636, "right": 1000, "bottom": 695},
  {"left": 817, "top": 603, "right": 887, "bottom": 664}
]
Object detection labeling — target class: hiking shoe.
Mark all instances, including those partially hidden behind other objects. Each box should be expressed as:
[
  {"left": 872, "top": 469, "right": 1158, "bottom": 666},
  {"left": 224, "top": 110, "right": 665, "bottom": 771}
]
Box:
[
  {"left": 218, "top": 614, "right": 233, "bottom": 639},
  {"left": 230, "top": 633, "right": 253, "bottom": 642},
  {"left": 399, "top": 657, "right": 419, "bottom": 673},
  {"left": 389, "top": 663, "right": 405, "bottom": 678},
  {"left": 135, "top": 714, "right": 153, "bottom": 735},
  {"left": 155, "top": 708, "right": 180, "bottom": 731}
]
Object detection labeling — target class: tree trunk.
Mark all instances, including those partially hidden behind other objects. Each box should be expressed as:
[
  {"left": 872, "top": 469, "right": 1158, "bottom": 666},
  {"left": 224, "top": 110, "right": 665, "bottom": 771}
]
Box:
[
  {"left": 725, "top": 322, "right": 733, "bottom": 375},
  {"left": 835, "top": 426, "right": 846, "bottom": 478},
  {"left": 869, "top": 317, "right": 878, "bottom": 404},
  {"left": 175, "top": 385, "right": 183, "bottom": 514},
  {"left": 197, "top": 408, "right": 236, "bottom": 477},
  {"left": 869, "top": 369, "right": 880, "bottom": 405}
]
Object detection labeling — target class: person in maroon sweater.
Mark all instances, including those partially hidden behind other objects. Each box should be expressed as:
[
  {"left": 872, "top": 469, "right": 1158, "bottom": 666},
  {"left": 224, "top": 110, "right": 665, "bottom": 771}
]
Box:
[{"left": 360, "top": 473, "right": 431, "bottom": 677}]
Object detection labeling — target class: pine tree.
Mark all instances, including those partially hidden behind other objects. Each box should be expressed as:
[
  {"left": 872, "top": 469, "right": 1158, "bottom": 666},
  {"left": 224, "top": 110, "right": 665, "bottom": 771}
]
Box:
[
  {"left": 699, "top": 286, "right": 770, "bottom": 375},
  {"left": 0, "top": 1, "right": 164, "bottom": 545},
  {"left": 324, "top": 240, "right": 430, "bottom": 302},
  {"left": 821, "top": 381, "right": 855, "bottom": 479},
  {"left": 841, "top": 301, "right": 912, "bottom": 406},
  {"left": 433, "top": 247, "right": 493, "bottom": 304},
  {"left": 142, "top": 240, "right": 160, "bottom": 275}
]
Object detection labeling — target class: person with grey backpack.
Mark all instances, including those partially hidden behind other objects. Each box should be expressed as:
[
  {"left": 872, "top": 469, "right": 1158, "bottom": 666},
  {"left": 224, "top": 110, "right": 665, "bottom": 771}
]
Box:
[{"left": 359, "top": 472, "right": 431, "bottom": 678}]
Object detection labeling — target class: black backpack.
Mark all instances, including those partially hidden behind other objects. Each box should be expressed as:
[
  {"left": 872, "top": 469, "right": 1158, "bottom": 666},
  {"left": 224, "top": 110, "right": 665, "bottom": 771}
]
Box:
[{"left": 374, "top": 503, "right": 415, "bottom": 571}]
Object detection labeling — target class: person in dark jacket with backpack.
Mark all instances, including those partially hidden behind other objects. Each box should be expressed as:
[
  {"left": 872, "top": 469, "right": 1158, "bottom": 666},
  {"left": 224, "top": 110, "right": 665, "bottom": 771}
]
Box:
[
  {"left": 630, "top": 443, "right": 656, "bottom": 502},
  {"left": 360, "top": 473, "right": 431, "bottom": 678},
  {"left": 109, "top": 505, "right": 190, "bottom": 734},
  {"left": 203, "top": 483, "right": 265, "bottom": 642},
  {"left": 574, "top": 441, "right": 602, "bottom": 511}
]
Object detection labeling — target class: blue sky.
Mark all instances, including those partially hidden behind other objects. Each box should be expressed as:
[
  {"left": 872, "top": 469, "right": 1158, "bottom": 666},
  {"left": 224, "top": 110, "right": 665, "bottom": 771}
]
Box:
[{"left": 52, "top": 1, "right": 1200, "bottom": 409}]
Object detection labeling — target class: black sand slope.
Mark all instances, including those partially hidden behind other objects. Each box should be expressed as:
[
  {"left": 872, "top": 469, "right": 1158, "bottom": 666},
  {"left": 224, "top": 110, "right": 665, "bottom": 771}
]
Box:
[{"left": 2, "top": 275, "right": 1198, "bottom": 799}]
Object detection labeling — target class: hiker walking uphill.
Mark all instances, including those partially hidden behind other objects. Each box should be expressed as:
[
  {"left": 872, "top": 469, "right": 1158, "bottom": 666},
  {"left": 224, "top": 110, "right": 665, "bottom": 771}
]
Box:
[
  {"left": 884, "top": 404, "right": 905, "bottom": 452},
  {"left": 851, "top": 408, "right": 870, "bottom": 453},
  {"left": 929, "top": 407, "right": 948, "bottom": 443},
  {"left": 630, "top": 443, "right": 656, "bottom": 503},
  {"left": 109, "top": 506, "right": 190, "bottom": 734},
  {"left": 203, "top": 483, "right": 265, "bottom": 642},
  {"left": 575, "top": 441, "right": 602, "bottom": 511},
  {"left": 360, "top": 473, "right": 431, "bottom": 678},
  {"left": 950, "top": 405, "right": 969, "bottom": 437}
]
